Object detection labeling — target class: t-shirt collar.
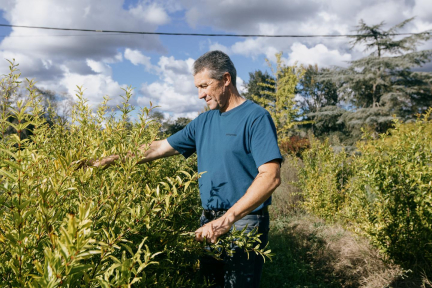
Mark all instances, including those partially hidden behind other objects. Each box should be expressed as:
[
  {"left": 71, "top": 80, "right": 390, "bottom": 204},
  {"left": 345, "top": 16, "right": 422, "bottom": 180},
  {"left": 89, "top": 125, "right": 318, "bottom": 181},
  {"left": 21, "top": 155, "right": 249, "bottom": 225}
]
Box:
[{"left": 219, "top": 99, "right": 249, "bottom": 116}]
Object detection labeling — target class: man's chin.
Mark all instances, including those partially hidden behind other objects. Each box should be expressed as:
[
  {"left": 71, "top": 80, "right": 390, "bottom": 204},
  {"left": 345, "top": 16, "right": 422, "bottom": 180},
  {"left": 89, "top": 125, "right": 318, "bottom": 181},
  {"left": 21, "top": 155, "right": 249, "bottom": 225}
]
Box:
[{"left": 208, "top": 103, "right": 219, "bottom": 110}]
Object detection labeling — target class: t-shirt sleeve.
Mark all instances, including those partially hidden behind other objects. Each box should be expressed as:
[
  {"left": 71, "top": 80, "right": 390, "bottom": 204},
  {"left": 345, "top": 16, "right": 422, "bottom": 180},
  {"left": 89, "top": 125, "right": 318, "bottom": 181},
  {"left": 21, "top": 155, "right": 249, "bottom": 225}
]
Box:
[
  {"left": 250, "top": 112, "right": 283, "bottom": 168},
  {"left": 167, "top": 118, "right": 197, "bottom": 159}
]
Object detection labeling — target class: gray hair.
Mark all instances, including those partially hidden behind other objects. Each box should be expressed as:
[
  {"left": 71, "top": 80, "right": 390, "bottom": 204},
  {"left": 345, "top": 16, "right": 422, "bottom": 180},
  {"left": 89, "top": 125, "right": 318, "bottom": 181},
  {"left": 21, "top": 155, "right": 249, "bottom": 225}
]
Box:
[{"left": 193, "top": 50, "right": 237, "bottom": 87}]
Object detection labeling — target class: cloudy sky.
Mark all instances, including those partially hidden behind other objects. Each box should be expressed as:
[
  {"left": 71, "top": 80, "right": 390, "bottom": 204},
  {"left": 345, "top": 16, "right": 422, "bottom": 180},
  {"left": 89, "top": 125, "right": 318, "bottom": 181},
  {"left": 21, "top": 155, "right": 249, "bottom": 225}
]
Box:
[{"left": 0, "top": 0, "right": 431, "bottom": 120}]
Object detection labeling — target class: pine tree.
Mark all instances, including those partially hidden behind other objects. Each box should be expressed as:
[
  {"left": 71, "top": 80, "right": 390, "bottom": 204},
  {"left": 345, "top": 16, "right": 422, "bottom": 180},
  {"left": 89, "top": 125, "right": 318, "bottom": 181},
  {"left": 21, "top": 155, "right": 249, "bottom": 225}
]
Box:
[{"left": 323, "top": 18, "right": 432, "bottom": 140}]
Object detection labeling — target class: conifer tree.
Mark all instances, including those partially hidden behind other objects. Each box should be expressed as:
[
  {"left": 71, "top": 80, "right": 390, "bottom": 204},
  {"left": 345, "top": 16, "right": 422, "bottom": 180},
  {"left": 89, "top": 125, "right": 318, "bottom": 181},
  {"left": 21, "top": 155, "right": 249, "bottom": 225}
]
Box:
[{"left": 323, "top": 18, "right": 432, "bottom": 139}]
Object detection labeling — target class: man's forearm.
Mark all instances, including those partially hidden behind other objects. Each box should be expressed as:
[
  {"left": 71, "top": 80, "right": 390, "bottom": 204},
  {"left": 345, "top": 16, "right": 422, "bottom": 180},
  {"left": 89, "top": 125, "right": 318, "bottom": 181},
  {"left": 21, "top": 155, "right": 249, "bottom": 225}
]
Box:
[
  {"left": 223, "top": 161, "right": 281, "bottom": 224},
  {"left": 195, "top": 160, "right": 281, "bottom": 243},
  {"left": 135, "top": 140, "right": 179, "bottom": 164},
  {"left": 92, "top": 139, "right": 179, "bottom": 168}
]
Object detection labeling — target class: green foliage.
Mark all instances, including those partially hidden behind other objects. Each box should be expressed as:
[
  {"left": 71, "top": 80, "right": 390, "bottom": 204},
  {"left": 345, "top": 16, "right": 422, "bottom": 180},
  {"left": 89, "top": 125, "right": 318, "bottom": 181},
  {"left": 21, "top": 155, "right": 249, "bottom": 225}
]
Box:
[
  {"left": 251, "top": 52, "right": 306, "bottom": 142},
  {"left": 327, "top": 18, "right": 432, "bottom": 114},
  {"left": 306, "top": 106, "right": 347, "bottom": 140},
  {"left": 149, "top": 112, "right": 192, "bottom": 137},
  {"left": 312, "top": 18, "right": 432, "bottom": 146},
  {"left": 0, "top": 61, "right": 270, "bottom": 287},
  {"left": 162, "top": 117, "right": 192, "bottom": 136},
  {"left": 297, "top": 64, "right": 339, "bottom": 114},
  {"left": 345, "top": 109, "right": 432, "bottom": 265},
  {"left": 298, "top": 109, "right": 432, "bottom": 271},
  {"left": 297, "top": 138, "right": 353, "bottom": 220},
  {"left": 241, "top": 70, "right": 275, "bottom": 103}
]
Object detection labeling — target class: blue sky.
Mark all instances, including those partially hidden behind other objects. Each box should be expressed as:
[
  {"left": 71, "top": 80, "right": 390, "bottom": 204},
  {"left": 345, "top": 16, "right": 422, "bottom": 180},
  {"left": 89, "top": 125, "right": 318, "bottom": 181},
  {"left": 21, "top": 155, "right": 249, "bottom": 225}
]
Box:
[{"left": 0, "top": 0, "right": 431, "bottom": 120}]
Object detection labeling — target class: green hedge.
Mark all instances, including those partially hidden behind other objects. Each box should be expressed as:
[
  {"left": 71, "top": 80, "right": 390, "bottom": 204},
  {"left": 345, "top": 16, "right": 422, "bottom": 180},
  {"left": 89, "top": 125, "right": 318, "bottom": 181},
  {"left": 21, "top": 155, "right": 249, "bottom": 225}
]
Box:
[{"left": 298, "top": 110, "right": 432, "bottom": 268}]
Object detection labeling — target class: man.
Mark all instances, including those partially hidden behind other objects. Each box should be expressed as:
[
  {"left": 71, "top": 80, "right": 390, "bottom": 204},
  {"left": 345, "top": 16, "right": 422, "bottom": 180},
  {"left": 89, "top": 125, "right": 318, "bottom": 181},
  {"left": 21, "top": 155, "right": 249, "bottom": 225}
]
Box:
[{"left": 93, "top": 50, "right": 282, "bottom": 287}]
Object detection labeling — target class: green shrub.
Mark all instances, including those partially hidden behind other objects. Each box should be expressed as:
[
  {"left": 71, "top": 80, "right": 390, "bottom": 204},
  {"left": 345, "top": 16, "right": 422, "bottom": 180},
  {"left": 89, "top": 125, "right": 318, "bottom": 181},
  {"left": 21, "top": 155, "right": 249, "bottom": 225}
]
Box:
[
  {"left": 298, "top": 109, "right": 432, "bottom": 271},
  {"left": 0, "top": 61, "right": 269, "bottom": 287},
  {"left": 345, "top": 111, "right": 432, "bottom": 266},
  {"left": 297, "top": 137, "right": 353, "bottom": 220}
]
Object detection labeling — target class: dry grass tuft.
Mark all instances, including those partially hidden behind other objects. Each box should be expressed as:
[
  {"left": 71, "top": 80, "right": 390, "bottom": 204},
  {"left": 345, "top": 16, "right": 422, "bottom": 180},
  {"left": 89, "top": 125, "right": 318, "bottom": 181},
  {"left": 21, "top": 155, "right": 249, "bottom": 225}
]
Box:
[
  {"left": 270, "top": 155, "right": 303, "bottom": 217},
  {"left": 422, "top": 274, "right": 432, "bottom": 288},
  {"left": 264, "top": 214, "right": 407, "bottom": 287}
]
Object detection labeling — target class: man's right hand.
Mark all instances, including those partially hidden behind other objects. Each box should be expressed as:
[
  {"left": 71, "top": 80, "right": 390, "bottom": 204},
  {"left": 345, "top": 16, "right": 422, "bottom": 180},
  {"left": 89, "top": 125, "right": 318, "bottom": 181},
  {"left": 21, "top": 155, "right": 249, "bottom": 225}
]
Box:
[
  {"left": 71, "top": 155, "right": 119, "bottom": 170},
  {"left": 90, "top": 155, "right": 120, "bottom": 169},
  {"left": 72, "top": 139, "right": 179, "bottom": 170}
]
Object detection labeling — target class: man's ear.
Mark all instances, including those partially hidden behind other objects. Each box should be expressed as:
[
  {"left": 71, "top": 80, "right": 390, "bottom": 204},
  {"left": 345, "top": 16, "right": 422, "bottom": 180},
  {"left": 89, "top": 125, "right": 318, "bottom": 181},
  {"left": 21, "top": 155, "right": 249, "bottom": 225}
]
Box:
[{"left": 223, "top": 72, "right": 231, "bottom": 87}]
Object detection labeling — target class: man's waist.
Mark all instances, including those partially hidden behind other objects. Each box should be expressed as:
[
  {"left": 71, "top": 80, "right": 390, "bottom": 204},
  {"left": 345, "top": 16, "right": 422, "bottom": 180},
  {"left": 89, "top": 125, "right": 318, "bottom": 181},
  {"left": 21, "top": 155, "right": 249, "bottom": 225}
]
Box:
[{"left": 202, "top": 206, "right": 269, "bottom": 220}]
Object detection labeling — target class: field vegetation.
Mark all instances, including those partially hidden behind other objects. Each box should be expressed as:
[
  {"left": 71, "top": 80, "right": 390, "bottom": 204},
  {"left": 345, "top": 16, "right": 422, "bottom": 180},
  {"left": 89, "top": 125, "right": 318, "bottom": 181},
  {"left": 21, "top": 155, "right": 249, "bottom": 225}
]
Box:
[
  {"left": 0, "top": 16, "right": 431, "bottom": 288},
  {"left": 0, "top": 62, "right": 268, "bottom": 287}
]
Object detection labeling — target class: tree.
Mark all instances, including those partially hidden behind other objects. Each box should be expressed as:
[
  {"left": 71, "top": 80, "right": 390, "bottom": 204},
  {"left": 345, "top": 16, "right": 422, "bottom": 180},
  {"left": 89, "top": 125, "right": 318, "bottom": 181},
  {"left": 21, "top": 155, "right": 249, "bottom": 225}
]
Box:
[
  {"left": 321, "top": 18, "right": 432, "bottom": 141},
  {"left": 149, "top": 111, "right": 192, "bottom": 136},
  {"left": 242, "top": 70, "right": 275, "bottom": 103},
  {"left": 297, "top": 64, "right": 339, "bottom": 114},
  {"left": 251, "top": 52, "right": 306, "bottom": 142},
  {"left": 163, "top": 117, "right": 192, "bottom": 135},
  {"left": 329, "top": 18, "right": 432, "bottom": 114},
  {"left": 35, "top": 87, "right": 74, "bottom": 122}
]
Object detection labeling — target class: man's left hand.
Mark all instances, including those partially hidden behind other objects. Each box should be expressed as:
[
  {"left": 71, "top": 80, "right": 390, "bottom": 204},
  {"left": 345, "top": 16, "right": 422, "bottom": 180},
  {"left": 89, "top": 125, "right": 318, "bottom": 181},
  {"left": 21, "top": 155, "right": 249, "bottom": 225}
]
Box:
[{"left": 195, "top": 215, "right": 234, "bottom": 244}]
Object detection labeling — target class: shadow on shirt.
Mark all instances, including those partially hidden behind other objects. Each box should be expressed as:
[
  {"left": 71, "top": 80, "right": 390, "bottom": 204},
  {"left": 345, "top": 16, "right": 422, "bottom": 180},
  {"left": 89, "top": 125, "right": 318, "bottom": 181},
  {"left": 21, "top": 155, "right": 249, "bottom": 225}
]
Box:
[{"left": 205, "top": 181, "right": 229, "bottom": 210}]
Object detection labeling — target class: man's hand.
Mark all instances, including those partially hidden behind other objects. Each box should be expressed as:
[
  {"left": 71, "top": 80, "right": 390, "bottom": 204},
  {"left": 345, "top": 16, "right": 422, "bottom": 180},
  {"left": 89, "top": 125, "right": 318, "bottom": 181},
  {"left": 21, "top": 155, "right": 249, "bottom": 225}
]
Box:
[
  {"left": 71, "top": 155, "right": 120, "bottom": 170},
  {"left": 90, "top": 155, "right": 120, "bottom": 169},
  {"left": 195, "top": 215, "right": 234, "bottom": 244},
  {"left": 194, "top": 160, "right": 281, "bottom": 244}
]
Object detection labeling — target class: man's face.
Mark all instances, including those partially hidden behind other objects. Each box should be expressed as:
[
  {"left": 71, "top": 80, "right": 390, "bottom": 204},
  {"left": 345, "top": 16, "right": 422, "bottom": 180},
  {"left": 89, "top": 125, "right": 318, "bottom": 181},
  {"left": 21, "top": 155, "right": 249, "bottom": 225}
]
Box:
[{"left": 194, "top": 69, "right": 227, "bottom": 111}]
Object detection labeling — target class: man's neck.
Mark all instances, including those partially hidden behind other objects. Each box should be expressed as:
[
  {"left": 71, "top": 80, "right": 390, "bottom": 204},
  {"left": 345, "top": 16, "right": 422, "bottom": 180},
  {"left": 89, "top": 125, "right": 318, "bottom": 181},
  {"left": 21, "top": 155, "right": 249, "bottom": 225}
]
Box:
[{"left": 220, "top": 89, "right": 245, "bottom": 113}]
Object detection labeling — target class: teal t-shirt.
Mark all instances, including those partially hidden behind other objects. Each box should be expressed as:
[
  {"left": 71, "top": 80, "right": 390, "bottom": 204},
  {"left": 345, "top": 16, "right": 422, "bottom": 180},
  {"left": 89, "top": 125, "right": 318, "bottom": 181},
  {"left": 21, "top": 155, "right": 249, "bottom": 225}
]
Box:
[{"left": 167, "top": 100, "right": 282, "bottom": 211}]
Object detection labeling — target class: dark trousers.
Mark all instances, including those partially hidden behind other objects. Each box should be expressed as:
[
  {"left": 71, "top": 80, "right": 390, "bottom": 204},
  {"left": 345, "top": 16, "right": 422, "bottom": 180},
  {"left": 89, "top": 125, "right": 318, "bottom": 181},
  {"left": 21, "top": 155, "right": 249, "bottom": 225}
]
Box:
[{"left": 199, "top": 211, "right": 270, "bottom": 288}]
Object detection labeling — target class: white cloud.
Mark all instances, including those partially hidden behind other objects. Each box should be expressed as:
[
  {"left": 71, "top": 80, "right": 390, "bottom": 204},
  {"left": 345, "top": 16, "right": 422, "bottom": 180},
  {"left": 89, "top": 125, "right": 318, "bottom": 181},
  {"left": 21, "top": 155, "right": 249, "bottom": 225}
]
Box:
[
  {"left": 236, "top": 77, "right": 247, "bottom": 94},
  {"left": 182, "top": 0, "right": 432, "bottom": 65},
  {"left": 59, "top": 70, "right": 127, "bottom": 108},
  {"left": 137, "top": 56, "right": 202, "bottom": 117},
  {"left": 86, "top": 59, "right": 112, "bottom": 76},
  {"left": 124, "top": 49, "right": 151, "bottom": 66},
  {"left": 1, "top": 0, "right": 431, "bottom": 119},
  {"left": 0, "top": 1, "right": 167, "bottom": 60},
  {"left": 0, "top": 50, "right": 63, "bottom": 81},
  {"left": 182, "top": 0, "right": 320, "bottom": 34},
  {"left": 124, "top": 49, "right": 159, "bottom": 73},
  {"left": 355, "top": 1, "right": 407, "bottom": 27},
  {"left": 412, "top": 0, "right": 432, "bottom": 21},
  {"left": 287, "top": 43, "right": 352, "bottom": 68},
  {"left": 231, "top": 38, "right": 284, "bottom": 61},
  {"left": 0, "top": 0, "right": 173, "bottom": 111},
  {"left": 209, "top": 42, "right": 230, "bottom": 54},
  {"left": 129, "top": 3, "right": 170, "bottom": 25}
]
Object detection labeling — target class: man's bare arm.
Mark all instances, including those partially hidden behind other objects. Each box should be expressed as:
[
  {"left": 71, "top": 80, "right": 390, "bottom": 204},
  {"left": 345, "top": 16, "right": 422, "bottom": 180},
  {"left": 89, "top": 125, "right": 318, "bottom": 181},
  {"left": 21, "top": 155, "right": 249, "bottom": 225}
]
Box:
[
  {"left": 135, "top": 139, "right": 179, "bottom": 164},
  {"left": 195, "top": 159, "right": 281, "bottom": 243},
  {"left": 91, "top": 139, "right": 179, "bottom": 168}
]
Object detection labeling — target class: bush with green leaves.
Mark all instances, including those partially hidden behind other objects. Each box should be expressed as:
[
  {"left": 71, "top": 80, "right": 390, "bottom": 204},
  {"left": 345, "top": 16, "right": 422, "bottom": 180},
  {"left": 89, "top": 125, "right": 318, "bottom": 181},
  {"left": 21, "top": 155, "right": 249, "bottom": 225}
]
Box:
[
  {"left": 296, "top": 137, "right": 353, "bottom": 220},
  {"left": 0, "top": 61, "right": 270, "bottom": 287},
  {"left": 345, "top": 110, "right": 432, "bottom": 267},
  {"left": 298, "top": 109, "right": 432, "bottom": 271}
]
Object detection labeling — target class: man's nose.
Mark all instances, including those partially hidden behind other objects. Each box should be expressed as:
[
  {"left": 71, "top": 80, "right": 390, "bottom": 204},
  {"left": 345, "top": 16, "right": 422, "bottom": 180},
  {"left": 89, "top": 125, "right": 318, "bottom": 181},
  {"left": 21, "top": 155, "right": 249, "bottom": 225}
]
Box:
[{"left": 198, "top": 89, "right": 206, "bottom": 99}]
